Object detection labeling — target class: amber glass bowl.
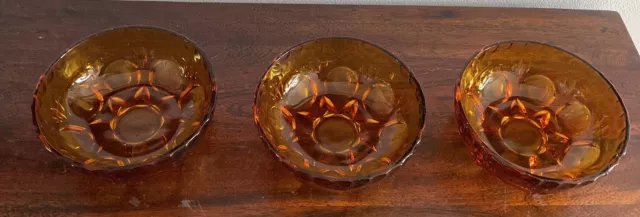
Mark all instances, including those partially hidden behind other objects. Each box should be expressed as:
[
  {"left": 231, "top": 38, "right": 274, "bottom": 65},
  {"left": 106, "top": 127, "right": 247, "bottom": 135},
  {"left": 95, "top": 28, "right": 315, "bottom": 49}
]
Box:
[
  {"left": 32, "top": 26, "right": 216, "bottom": 171},
  {"left": 253, "top": 38, "right": 426, "bottom": 190},
  {"left": 455, "top": 41, "right": 629, "bottom": 193}
]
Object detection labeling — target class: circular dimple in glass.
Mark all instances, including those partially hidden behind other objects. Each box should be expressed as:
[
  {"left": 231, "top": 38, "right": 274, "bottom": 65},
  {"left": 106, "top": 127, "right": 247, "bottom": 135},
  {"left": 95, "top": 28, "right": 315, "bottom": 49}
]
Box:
[
  {"left": 151, "top": 59, "right": 184, "bottom": 91},
  {"left": 88, "top": 84, "right": 184, "bottom": 158},
  {"left": 557, "top": 100, "right": 591, "bottom": 135},
  {"left": 364, "top": 82, "right": 395, "bottom": 118},
  {"left": 325, "top": 66, "right": 358, "bottom": 95},
  {"left": 312, "top": 114, "right": 359, "bottom": 153},
  {"left": 521, "top": 75, "right": 555, "bottom": 104},
  {"left": 283, "top": 72, "right": 319, "bottom": 109},
  {"left": 103, "top": 60, "right": 137, "bottom": 75},
  {"left": 102, "top": 60, "right": 139, "bottom": 91},
  {"left": 377, "top": 121, "right": 409, "bottom": 152},
  {"left": 114, "top": 106, "right": 162, "bottom": 144},
  {"left": 561, "top": 142, "right": 601, "bottom": 176},
  {"left": 326, "top": 66, "right": 357, "bottom": 83},
  {"left": 481, "top": 71, "right": 509, "bottom": 102},
  {"left": 499, "top": 117, "right": 546, "bottom": 157}
]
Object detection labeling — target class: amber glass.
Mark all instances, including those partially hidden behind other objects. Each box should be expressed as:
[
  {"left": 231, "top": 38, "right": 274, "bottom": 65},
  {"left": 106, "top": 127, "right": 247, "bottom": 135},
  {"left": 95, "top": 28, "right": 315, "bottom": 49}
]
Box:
[
  {"left": 32, "top": 26, "right": 216, "bottom": 171},
  {"left": 253, "top": 38, "right": 426, "bottom": 190},
  {"left": 455, "top": 41, "right": 628, "bottom": 193}
]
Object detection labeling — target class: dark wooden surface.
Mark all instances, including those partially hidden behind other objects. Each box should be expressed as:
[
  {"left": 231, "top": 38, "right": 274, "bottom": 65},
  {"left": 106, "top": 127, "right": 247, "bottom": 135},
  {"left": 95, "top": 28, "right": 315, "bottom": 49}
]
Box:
[{"left": 1, "top": 0, "right": 639, "bottom": 216}]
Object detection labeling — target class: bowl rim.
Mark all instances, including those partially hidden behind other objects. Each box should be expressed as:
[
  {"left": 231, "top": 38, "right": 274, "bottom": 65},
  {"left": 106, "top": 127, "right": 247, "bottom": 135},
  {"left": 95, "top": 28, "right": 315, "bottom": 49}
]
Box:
[
  {"left": 252, "top": 36, "right": 428, "bottom": 182},
  {"left": 31, "top": 25, "right": 218, "bottom": 171},
  {"left": 456, "top": 40, "right": 630, "bottom": 185}
]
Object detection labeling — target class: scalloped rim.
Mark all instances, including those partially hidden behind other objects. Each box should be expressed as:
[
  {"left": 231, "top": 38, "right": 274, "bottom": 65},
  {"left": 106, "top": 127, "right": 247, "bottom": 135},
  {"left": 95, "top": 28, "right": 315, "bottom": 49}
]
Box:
[
  {"left": 456, "top": 40, "right": 630, "bottom": 187},
  {"left": 252, "top": 37, "right": 427, "bottom": 186},
  {"left": 31, "top": 25, "right": 218, "bottom": 171}
]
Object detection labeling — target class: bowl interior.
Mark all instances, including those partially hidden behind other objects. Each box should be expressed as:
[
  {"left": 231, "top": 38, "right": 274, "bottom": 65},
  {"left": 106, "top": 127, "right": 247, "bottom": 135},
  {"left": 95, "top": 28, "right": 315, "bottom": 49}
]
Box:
[
  {"left": 459, "top": 41, "right": 627, "bottom": 180},
  {"left": 254, "top": 38, "right": 425, "bottom": 180},
  {"left": 33, "top": 26, "right": 215, "bottom": 170}
]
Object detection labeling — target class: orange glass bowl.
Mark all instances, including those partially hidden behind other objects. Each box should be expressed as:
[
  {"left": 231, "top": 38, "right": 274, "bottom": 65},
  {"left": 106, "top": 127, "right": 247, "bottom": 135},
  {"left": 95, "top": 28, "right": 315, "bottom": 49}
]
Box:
[
  {"left": 455, "top": 41, "right": 629, "bottom": 193},
  {"left": 32, "top": 26, "right": 216, "bottom": 171},
  {"left": 253, "top": 38, "right": 426, "bottom": 190}
]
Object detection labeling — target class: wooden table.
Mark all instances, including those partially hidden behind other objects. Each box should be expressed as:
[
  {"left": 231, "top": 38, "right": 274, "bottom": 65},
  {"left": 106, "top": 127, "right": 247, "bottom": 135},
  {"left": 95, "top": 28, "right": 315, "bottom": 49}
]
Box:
[{"left": 1, "top": 0, "right": 639, "bottom": 216}]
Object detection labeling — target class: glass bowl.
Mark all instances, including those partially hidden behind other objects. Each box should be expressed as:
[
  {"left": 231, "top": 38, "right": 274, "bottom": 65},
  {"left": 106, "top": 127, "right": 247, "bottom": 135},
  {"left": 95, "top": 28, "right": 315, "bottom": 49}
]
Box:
[
  {"left": 253, "top": 37, "right": 426, "bottom": 190},
  {"left": 32, "top": 26, "right": 217, "bottom": 171},
  {"left": 455, "top": 41, "right": 629, "bottom": 193}
]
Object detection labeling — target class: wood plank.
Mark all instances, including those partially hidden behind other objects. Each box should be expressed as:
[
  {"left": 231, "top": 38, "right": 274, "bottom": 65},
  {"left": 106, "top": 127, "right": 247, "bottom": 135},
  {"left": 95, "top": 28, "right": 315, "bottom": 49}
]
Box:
[{"left": 0, "top": 0, "right": 639, "bottom": 216}]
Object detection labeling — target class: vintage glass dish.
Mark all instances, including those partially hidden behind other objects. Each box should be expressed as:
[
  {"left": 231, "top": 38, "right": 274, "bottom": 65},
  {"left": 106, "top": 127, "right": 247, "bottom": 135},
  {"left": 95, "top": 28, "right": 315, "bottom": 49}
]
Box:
[
  {"left": 254, "top": 37, "right": 426, "bottom": 190},
  {"left": 32, "top": 26, "right": 216, "bottom": 171},
  {"left": 455, "top": 41, "right": 628, "bottom": 193}
]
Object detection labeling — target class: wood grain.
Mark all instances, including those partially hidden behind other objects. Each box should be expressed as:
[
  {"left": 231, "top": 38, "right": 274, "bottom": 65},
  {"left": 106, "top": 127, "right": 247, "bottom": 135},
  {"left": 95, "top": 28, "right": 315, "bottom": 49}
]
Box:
[{"left": 1, "top": 0, "right": 639, "bottom": 216}]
